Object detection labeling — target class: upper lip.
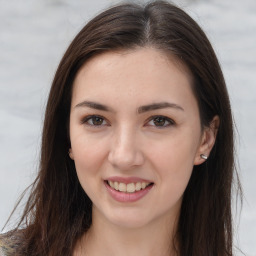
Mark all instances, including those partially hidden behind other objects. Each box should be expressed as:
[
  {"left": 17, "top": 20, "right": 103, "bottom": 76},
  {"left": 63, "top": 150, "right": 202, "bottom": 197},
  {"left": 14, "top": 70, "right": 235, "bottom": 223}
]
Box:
[{"left": 105, "top": 176, "right": 153, "bottom": 184}]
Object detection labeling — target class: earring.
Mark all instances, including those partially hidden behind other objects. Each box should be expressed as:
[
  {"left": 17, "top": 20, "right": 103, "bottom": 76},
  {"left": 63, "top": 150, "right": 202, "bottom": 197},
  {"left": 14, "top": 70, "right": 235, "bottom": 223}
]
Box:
[{"left": 200, "top": 154, "right": 208, "bottom": 160}]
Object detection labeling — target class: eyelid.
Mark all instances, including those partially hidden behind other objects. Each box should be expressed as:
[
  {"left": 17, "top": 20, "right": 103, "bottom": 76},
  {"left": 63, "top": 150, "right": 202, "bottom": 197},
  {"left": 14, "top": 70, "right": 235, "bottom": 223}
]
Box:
[
  {"left": 81, "top": 115, "right": 109, "bottom": 127},
  {"left": 145, "top": 115, "right": 175, "bottom": 127},
  {"left": 80, "top": 114, "right": 175, "bottom": 128}
]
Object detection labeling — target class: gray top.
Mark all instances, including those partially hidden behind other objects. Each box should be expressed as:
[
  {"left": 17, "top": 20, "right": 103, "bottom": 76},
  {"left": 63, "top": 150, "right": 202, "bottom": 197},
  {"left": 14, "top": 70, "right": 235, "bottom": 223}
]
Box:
[{"left": 0, "top": 230, "right": 24, "bottom": 256}]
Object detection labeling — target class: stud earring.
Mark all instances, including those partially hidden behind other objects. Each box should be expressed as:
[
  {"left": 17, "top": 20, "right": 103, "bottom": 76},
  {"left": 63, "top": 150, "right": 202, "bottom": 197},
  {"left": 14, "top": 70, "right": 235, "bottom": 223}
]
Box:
[{"left": 200, "top": 154, "right": 208, "bottom": 160}]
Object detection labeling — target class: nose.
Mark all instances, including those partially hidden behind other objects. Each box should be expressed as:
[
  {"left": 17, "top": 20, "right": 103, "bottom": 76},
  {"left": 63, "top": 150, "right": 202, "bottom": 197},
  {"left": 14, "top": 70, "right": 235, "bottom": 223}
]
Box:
[{"left": 108, "top": 126, "right": 145, "bottom": 170}]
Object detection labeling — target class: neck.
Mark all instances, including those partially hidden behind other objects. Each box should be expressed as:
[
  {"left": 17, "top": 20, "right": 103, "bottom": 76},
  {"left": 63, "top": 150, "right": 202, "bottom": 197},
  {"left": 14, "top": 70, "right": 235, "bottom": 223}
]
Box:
[{"left": 75, "top": 207, "right": 179, "bottom": 256}]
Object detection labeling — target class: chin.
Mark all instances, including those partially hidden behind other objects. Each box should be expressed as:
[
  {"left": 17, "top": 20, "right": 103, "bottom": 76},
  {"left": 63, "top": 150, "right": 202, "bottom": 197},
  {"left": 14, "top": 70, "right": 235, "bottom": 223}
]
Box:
[{"left": 101, "top": 206, "right": 153, "bottom": 229}]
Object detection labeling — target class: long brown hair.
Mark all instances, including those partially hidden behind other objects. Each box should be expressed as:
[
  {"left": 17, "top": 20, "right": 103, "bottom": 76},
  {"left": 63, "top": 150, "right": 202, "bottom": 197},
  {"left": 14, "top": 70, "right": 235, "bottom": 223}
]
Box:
[{"left": 6, "top": 1, "right": 242, "bottom": 255}]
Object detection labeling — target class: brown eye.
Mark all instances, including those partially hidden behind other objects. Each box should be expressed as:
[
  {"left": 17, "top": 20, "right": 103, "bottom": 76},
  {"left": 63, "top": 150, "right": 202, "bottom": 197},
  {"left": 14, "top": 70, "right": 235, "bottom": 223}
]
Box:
[
  {"left": 91, "top": 116, "right": 104, "bottom": 125},
  {"left": 82, "top": 115, "right": 107, "bottom": 126},
  {"left": 153, "top": 116, "right": 166, "bottom": 126},
  {"left": 147, "top": 115, "right": 174, "bottom": 128}
]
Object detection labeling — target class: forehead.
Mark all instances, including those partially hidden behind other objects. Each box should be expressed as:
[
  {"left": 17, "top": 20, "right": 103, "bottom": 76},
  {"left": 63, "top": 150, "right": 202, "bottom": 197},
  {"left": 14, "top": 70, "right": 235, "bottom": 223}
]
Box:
[
  {"left": 75, "top": 47, "right": 192, "bottom": 83},
  {"left": 71, "top": 47, "right": 195, "bottom": 109}
]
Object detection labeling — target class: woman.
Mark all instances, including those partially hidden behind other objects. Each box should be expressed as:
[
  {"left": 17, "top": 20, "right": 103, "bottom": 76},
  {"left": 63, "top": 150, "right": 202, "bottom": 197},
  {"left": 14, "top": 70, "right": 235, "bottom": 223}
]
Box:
[{"left": 0, "top": 1, "right": 242, "bottom": 255}]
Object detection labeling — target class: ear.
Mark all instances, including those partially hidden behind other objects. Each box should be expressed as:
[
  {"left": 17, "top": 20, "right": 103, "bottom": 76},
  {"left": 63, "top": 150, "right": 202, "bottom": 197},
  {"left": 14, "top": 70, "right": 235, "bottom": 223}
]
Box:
[
  {"left": 69, "top": 148, "right": 74, "bottom": 160},
  {"left": 194, "top": 115, "right": 219, "bottom": 165}
]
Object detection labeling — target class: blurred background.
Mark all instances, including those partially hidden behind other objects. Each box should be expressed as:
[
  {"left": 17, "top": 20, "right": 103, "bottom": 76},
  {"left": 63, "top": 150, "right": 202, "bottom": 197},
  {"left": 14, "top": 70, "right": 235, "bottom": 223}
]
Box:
[{"left": 0, "top": 0, "right": 255, "bottom": 255}]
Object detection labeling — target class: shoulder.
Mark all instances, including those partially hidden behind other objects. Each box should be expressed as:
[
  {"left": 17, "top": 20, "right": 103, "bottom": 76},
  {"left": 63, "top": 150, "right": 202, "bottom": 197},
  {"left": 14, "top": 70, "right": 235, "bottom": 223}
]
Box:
[{"left": 0, "top": 230, "right": 25, "bottom": 256}]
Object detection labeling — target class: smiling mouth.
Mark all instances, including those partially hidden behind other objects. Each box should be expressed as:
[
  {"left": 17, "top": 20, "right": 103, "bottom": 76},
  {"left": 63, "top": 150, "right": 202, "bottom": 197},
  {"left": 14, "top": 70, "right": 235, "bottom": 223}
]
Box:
[{"left": 105, "top": 180, "right": 153, "bottom": 193}]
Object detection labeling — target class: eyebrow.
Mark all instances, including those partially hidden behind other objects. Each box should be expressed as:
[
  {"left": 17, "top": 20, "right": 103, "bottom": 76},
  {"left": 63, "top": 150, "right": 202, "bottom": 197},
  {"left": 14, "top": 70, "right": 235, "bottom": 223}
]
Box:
[
  {"left": 137, "top": 102, "right": 184, "bottom": 113},
  {"left": 75, "top": 101, "right": 113, "bottom": 112},
  {"left": 75, "top": 100, "right": 184, "bottom": 113}
]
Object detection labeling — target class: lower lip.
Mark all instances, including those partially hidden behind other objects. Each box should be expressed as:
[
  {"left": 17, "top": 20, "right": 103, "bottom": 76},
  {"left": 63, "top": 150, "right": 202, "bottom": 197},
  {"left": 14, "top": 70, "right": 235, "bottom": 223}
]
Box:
[{"left": 104, "top": 182, "right": 154, "bottom": 203}]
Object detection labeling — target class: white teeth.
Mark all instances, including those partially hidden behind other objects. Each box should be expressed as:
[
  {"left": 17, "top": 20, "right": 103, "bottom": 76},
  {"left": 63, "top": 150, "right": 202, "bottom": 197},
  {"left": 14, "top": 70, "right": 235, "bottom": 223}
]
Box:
[
  {"left": 135, "top": 182, "right": 141, "bottom": 191},
  {"left": 119, "top": 183, "right": 126, "bottom": 192},
  {"left": 114, "top": 181, "right": 119, "bottom": 190},
  {"left": 127, "top": 183, "right": 135, "bottom": 193},
  {"left": 107, "top": 181, "right": 151, "bottom": 193}
]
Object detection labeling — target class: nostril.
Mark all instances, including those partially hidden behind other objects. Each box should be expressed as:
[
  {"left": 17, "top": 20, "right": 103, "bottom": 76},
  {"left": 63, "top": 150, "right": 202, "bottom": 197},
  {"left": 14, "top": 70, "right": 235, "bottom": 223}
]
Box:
[{"left": 107, "top": 146, "right": 145, "bottom": 169}]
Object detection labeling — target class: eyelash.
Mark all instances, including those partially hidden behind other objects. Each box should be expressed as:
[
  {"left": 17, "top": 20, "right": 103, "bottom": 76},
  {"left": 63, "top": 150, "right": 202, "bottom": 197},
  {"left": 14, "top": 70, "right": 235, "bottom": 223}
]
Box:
[
  {"left": 81, "top": 115, "right": 109, "bottom": 127},
  {"left": 81, "top": 115, "right": 175, "bottom": 128},
  {"left": 145, "top": 115, "right": 175, "bottom": 128}
]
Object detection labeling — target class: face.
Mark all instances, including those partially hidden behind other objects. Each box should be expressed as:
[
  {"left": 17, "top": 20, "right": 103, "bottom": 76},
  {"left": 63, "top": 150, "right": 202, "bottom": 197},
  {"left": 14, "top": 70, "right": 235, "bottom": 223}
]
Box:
[{"left": 69, "top": 48, "right": 210, "bottom": 229}]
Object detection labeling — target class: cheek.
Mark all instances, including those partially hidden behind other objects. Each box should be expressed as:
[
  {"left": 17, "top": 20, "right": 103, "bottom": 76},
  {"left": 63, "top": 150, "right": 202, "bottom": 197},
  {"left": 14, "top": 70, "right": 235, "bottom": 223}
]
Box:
[
  {"left": 71, "top": 135, "right": 108, "bottom": 185},
  {"left": 147, "top": 131, "right": 199, "bottom": 188},
  {"left": 152, "top": 145, "right": 194, "bottom": 184},
  {"left": 148, "top": 130, "right": 199, "bottom": 168},
  {"left": 148, "top": 143, "right": 194, "bottom": 212}
]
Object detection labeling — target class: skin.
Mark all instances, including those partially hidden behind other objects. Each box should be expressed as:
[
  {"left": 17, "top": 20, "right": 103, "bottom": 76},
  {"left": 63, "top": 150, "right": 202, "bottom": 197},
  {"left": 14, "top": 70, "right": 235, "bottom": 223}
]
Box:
[{"left": 69, "top": 48, "right": 218, "bottom": 256}]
